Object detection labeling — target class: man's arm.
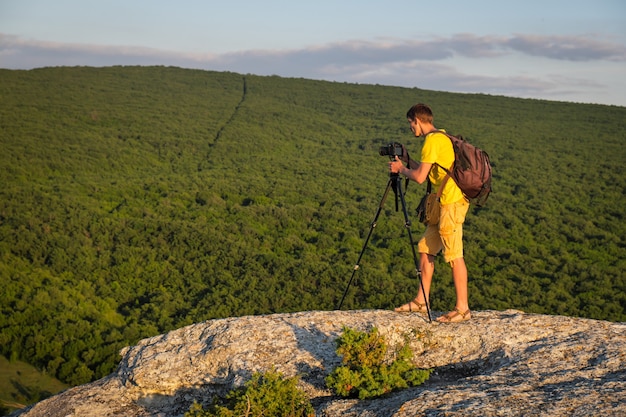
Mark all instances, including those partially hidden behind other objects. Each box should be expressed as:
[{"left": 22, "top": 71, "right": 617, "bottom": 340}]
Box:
[{"left": 389, "top": 156, "right": 431, "bottom": 184}]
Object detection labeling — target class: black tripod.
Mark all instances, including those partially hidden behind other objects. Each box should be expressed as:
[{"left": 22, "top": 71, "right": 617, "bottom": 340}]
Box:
[{"left": 337, "top": 172, "right": 432, "bottom": 322}]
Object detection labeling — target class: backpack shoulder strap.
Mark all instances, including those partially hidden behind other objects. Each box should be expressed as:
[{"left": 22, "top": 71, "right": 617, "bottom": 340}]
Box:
[{"left": 436, "top": 174, "right": 450, "bottom": 198}]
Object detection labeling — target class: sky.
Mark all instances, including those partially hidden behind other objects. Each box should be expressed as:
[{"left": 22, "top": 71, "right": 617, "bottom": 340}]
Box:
[{"left": 1, "top": 0, "right": 625, "bottom": 107}]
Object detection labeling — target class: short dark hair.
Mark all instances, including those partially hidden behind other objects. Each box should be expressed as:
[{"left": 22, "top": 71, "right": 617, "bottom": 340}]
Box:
[{"left": 406, "top": 103, "right": 433, "bottom": 123}]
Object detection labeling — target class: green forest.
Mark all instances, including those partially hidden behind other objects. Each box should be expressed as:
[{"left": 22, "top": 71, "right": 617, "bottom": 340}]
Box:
[{"left": 0, "top": 66, "right": 624, "bottom": 411}]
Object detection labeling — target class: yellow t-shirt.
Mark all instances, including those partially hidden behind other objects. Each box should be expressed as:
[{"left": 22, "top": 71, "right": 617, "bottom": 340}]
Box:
[{"left": 420, "top": 130, "right": 466, "bottom": 204}]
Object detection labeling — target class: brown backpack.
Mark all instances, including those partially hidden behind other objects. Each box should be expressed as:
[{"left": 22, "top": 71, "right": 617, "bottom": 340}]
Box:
[{"left": 434, "top": 131, "right": 492, "bottom": 206}]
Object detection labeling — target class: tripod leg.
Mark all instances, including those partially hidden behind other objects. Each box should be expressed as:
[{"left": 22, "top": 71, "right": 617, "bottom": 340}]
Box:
[
  {"left": 337, "top": 177, "right": 394, "bottom": 310},
  {"left": 394, "top": 176, "right": 432, "bottom": 322}
]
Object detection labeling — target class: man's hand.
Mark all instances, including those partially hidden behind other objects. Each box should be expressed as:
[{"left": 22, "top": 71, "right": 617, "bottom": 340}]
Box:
[{"left": 388, "top": 156, "right": 404, "bottom": 174}]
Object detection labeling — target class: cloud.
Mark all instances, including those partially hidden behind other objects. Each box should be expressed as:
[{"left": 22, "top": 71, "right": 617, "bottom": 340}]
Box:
[
  {"left": 1, "top": 33, "right": 625, "bottom": 105},
  {"left": 0, "top": 34, "right": 200, "bottom": 66},
  {"left": 505, "top": 34, "right": 626, "bottom": 61},
  {"left": 247, "top": 33, "right": 626, "bottom": 65}
]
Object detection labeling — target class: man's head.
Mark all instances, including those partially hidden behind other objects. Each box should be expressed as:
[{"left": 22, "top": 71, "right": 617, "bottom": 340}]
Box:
[
  {"left": 406, "top": 103, "right": 433, "bottom": 123},
  {"left": 406, "top": 103, "right": 434, "bottom": 137}
]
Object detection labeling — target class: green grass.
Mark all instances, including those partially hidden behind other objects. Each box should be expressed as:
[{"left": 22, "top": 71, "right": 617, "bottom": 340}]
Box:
[{"left": 0, "top": 355, "right": 68, "bottom": 415}]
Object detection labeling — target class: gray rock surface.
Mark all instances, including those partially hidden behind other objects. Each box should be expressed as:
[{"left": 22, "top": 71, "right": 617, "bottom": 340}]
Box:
[{"left": 11, "top": 309, "right": 626, "bottom": 416}]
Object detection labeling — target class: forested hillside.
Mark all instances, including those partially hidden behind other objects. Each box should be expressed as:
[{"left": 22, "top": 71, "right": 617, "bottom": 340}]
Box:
[{"left": 0, "top": 66, "right": 624, "bottom": 399}]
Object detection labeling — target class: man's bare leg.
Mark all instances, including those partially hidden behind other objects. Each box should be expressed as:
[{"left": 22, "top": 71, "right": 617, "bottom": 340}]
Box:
[
  {"left": 437, "top": 257, "right": 471, "bottom": 322},
  {"left": 394, "top": 253, "right": 434, "bottom": 312}
]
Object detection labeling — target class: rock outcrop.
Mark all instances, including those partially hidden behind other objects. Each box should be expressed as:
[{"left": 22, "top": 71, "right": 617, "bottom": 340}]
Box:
[{"left": 11, "top": 310, "right": 626, "bottom": 416}]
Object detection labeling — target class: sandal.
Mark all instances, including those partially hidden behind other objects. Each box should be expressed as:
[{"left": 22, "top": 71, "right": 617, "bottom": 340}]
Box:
[
  {"left": 394, "top": 299, "right": 428, "bottom": 313},
  {"left": 437, "top": 308, "right": 471, "bottom": 323}
]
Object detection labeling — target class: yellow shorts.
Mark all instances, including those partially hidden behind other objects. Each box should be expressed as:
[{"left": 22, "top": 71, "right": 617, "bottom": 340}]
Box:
[{"left": 417, "top": 199, "right": 470, "bottom": 263}]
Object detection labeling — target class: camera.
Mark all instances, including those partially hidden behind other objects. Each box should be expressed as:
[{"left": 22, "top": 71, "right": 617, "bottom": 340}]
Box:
[{"left": 379, "top": 142, "right": 404, "bottom": 157}]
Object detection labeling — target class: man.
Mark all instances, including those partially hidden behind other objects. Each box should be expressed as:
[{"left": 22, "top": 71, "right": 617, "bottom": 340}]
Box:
[{"left": 388, "top": 103, "right": 471, "bottom": 323}]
